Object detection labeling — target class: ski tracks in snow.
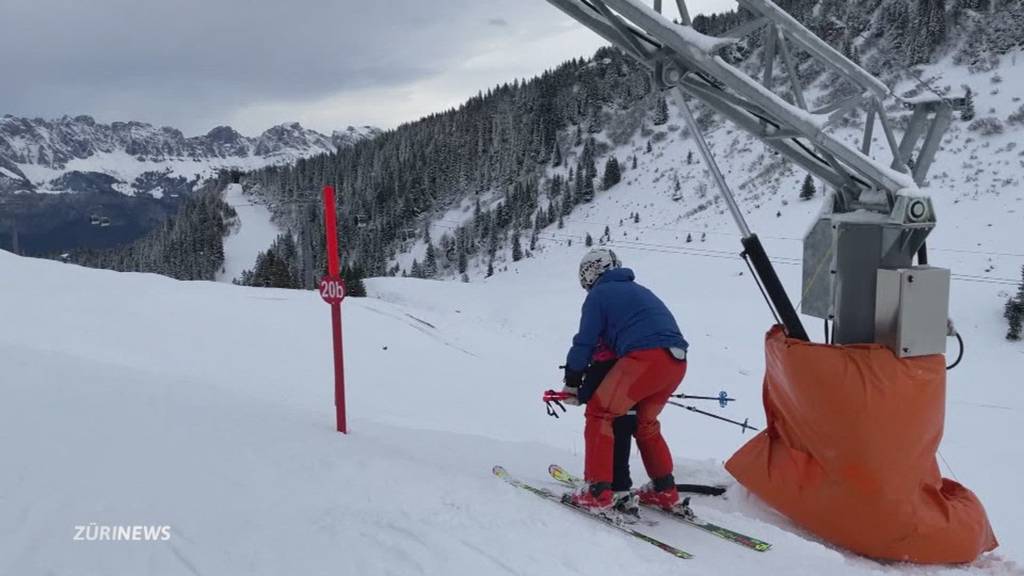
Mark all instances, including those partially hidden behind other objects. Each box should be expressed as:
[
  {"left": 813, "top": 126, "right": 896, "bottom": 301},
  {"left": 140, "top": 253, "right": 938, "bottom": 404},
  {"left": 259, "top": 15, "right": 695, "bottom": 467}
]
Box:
[{"left": 358, "top": 301, "right": 481, "bottom": 359}]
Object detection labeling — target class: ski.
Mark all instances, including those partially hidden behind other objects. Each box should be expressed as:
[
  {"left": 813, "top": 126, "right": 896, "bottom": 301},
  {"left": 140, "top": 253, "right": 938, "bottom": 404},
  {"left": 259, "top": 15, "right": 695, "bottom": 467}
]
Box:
[
  {"left": 492, "top": 465, "right": 693, "bottom": 560},
  {"left": 548, "top": 464, "right": 771, "bottom": 552}
]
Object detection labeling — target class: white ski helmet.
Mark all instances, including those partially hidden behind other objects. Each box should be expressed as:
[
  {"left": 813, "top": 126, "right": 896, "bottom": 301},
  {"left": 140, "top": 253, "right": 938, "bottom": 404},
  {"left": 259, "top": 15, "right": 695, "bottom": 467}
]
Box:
[{"left": 578, "top": 247, "right": 622, "bottom": 291}]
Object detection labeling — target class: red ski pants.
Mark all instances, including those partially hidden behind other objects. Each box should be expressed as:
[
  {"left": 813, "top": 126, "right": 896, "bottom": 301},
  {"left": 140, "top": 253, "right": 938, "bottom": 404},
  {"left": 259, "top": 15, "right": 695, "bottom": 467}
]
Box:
[{"left": 584, "top": 348, "right": 687, "bottom": 485}]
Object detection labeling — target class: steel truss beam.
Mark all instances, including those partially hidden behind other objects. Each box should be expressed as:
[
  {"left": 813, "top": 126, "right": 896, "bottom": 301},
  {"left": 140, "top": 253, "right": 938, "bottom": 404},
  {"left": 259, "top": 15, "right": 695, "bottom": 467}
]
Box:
[{"left": 546, "top": 0, "right": 953, "bottom": 207}]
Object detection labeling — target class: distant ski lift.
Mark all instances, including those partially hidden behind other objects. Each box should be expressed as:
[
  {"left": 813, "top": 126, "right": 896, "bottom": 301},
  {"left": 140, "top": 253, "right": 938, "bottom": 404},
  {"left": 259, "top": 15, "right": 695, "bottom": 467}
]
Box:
[
  {"left": 99, "top": 216, "right": 111, "bottom": 227},
  {"left": 89, "top": 214, "right": 101, "bottom": 226}
]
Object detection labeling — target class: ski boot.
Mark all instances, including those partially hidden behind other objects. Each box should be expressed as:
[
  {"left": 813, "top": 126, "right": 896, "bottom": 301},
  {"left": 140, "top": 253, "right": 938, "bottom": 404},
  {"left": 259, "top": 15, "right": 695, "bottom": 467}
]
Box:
[
  {"left": 565, "top": 482, "right": 613, "bottom": 511},
  {"left": 637, "top": 476, "right": 680, "bottom": 510}
]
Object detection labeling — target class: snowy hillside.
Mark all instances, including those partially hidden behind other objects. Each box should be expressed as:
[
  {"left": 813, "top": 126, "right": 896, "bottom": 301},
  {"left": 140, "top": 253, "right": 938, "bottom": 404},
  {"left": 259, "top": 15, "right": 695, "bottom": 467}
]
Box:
[
  {"left": 1, "top": 215, "right": 1021, "bottom": 575},
  {"left": 397, "top": 50, "right": 1024, "bottom": 295}
]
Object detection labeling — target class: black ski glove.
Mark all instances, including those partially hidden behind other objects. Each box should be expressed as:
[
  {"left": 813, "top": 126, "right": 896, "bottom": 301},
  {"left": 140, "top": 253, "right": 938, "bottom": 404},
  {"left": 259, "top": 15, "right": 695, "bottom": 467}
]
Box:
[{"left": 563, "top": 368, "right": 584, "bottom": 389}]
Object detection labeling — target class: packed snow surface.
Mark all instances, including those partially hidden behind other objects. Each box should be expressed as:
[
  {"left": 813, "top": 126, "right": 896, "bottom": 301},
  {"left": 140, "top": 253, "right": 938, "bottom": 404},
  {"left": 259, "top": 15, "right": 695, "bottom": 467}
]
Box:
[
  {"left": 216, "top": 183, "right": 281, "bottom": 283},
  {"left": 1, "top": 230, "right": 1021, "bottom": 574}
]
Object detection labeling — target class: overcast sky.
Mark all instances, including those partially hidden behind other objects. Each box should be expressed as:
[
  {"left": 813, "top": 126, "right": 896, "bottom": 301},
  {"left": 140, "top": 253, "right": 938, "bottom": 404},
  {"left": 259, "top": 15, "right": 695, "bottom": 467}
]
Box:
[{"left": 1, "top": 0, "right": 735, "bottom": 137}]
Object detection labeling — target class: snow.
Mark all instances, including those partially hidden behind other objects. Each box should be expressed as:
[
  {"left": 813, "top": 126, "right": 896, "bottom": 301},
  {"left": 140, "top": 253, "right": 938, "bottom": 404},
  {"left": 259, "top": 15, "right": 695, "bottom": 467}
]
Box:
[
  {"left": 217, "top": 183, "right": 281, "bottom": 283},
  {"left": 4, "top": 31, "right": 1024, "bottom": 576},
  {"left": 1, "top": 208, "right": 1021, "bottom": 574},
  {"left": 676, "top": 25, "right": 738, "bottom": 54},
  {"left": 831, "top": 208, "right": 891, "bottom": 223},
  {"left": 0, "top": 165, "right": 22, "bottom": 180}
]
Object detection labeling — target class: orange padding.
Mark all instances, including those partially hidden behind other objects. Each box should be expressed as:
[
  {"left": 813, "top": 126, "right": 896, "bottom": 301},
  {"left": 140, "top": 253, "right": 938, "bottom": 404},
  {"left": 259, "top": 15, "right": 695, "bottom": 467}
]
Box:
[{"left": 726, "top": 326, "right": 997, "bottom": 563}]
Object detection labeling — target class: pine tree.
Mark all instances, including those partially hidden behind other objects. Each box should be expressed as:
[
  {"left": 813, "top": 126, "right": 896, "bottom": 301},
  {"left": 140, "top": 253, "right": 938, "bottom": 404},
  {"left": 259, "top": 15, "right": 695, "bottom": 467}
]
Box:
[
  {"left": 587, "top": 104, "right": 603, "bottom": 133},
  {"left": 486, "top": 258, "right": 495, "bottom": 278},
  {"left": 961, "top": 87, "right": 976, "bottom": 121},
  {"left": 1006, "top": 297, "right": 1023, "bottom": 341},
  {"left": 686, "top": 150, "right": 694, "bottom": 164},
  {"left": 653, "top": 94, "right": 669, "bottom": 126},
  {"left": 425, "top": 242, "right": 438, "bottom": 277},
  {"left": 552, "top": 142, "right": 563, "bottom": 167},
  {"left": 342, "top": 264, "right": 367, "bottom": 297},
  {"left": 686, "top": 233, "right": 693, "bottom": 243},
  {"left": 800, "top": 174, "right": 817, "bottom": 201},
  {"left": 632, "top": 155, "right": 638, "bottom": 169},
  {"left": 603, "top": 156, "right": 622, "bottom": 189},
  {"left": 550, "top": 174, "right": 562, "bottom": 199},
  {"left": 457, "top": 244, "right": 468, "bottom": 274},
  {"left": 646, "top": 140, "right": 653, "bottom": 154},
  {"left": 512, "top": 233, "right": 523, "bottom": 262},
  {"left": 633, "top": 212, "right": 640, "bottom": 223},
  {"left": 585, "top": 233, "right": 593, "bottom": 247},
  {"left": 574, "top": 166, "right": 584, "bottom": 205},
  {"left": 1007, "top": 266, "right": 1024, "bottom": 341}
]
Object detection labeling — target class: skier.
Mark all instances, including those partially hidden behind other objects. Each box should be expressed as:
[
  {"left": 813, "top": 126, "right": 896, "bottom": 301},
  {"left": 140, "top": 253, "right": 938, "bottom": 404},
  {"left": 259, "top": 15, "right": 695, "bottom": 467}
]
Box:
[{"left": 561, "top": 248, "right": 689, "bottom": 511}]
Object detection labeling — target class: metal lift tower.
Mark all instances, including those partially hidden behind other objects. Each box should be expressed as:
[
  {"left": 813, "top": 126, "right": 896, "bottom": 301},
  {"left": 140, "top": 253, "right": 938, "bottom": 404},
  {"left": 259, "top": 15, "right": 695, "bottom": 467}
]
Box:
[{"left": 546, "top": 0, "right": 955, "bottom": 355}]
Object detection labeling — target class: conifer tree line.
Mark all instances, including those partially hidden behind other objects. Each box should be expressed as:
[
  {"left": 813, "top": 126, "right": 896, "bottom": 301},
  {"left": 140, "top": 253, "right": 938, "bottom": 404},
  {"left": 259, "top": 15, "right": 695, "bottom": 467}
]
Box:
[
  {"left": 67, "top": 189, "right": 236, "bottom": 281},
  {"left": 237, "top": 46, "right": 653, "bottom": 285},
  {"left": 234, "top": 232, "right": 368, "bottom": 296}
]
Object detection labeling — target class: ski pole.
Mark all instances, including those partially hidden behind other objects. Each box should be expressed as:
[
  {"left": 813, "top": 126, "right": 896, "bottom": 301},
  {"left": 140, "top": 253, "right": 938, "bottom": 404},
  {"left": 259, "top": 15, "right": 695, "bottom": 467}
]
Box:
[
  {"left": 671, "top": 390, "right": 735, "bottom": 408},
  {"left": 667, "top": 401, "right": 759, "bottom": 433},
  {"left": 543, "top": 389, "right": 573, "bottom": 418}
]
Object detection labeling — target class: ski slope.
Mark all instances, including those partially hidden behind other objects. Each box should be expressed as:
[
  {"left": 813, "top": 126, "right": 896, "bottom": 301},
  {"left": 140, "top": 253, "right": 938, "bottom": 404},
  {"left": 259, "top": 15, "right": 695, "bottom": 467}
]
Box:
[
  {"left": 217, "top": 183, "right": 281, "bottom": 283},
  {"left": 1, "top": 240, "right": 1021, "bottom": 575}
]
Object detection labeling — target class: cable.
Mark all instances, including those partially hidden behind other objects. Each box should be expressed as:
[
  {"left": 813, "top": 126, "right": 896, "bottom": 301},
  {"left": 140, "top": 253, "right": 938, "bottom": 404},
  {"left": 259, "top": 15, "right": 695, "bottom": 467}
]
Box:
[
  {"left": 938, "top": 450, "right": 961, "bottom": 482},
  {"left": 946, "top": 331, "right": 965, "bottom": 370},
  {"left": 433, "top": 218, "right": 1023, "bottom": 287}
]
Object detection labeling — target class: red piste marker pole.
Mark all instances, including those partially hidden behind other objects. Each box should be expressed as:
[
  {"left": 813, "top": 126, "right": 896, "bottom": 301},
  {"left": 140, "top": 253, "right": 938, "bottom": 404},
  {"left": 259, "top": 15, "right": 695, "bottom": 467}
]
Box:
[{"left": 319, "top": 185, "right": 347, "bottom": 434}]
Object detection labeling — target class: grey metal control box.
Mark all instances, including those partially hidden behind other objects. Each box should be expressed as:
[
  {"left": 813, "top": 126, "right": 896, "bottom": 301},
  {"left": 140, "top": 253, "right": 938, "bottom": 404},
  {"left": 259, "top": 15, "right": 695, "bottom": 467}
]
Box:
[{"left": 874, "top": 267, "right": 950, "bottom": 358}]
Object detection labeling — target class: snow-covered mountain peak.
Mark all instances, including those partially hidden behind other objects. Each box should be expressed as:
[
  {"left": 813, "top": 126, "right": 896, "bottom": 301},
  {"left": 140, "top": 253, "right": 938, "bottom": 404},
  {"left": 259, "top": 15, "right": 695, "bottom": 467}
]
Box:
[
  {"left": 0, "top": 116, "right": 382, "bottom": 196},
  {"left": 332, "top": 125, "right": 383, "bottom": 148}
]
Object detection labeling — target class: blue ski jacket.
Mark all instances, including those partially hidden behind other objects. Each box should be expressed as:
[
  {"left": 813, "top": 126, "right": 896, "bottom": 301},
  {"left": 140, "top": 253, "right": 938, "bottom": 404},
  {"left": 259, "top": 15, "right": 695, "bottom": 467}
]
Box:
[{"left": 565, "top": 268, "right": 688, "bottom": 373}]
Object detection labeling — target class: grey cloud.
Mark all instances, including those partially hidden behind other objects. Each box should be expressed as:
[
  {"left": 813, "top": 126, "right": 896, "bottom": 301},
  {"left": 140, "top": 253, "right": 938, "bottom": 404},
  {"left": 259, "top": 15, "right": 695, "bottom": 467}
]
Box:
[
  {"left": 1, "top": 0, "right": 593, "bottom": 133},
  {"left": 1, "top": 0, "right": 734, "bottom": 134}
]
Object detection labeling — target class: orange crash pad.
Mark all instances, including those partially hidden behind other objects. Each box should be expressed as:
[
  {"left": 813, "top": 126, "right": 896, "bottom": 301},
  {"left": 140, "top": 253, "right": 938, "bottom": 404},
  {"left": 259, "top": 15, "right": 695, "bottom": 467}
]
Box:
[{"left": 725, "top": 326, "right": 997, "bottom": 563}]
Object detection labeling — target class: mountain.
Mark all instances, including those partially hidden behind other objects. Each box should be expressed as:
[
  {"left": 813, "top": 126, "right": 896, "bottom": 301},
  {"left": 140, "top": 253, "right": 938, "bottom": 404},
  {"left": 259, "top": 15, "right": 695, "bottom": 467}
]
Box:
[
  {"left": 0, "top": 116, "right": 379, "bottom": 256},
  {"left": 0, "top": 115, "right": 380, "bottom": 196},
  {"left": 331, "top": 125, "right": 383, "bottom": 149}
]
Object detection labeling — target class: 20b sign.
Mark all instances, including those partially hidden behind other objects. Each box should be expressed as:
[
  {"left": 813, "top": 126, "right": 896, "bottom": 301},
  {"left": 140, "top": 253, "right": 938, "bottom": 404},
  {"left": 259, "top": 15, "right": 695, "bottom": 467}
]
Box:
[{"left": 319, "top": 276, "right": 346, "bottom": 305}]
